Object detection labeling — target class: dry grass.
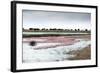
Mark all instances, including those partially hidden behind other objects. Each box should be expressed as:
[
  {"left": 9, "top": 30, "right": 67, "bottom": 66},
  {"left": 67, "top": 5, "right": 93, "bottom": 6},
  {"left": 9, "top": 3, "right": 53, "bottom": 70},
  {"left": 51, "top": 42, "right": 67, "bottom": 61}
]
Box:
[{"left": 68, "top": 45, "right": 91, "bottom": 60}]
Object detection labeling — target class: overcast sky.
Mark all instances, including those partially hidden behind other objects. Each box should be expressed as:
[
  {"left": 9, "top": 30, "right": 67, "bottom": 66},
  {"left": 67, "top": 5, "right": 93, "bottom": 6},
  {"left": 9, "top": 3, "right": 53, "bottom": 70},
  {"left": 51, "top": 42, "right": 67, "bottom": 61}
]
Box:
[{"left": 23, "top": 10, "right": 91, "bottom": 30}]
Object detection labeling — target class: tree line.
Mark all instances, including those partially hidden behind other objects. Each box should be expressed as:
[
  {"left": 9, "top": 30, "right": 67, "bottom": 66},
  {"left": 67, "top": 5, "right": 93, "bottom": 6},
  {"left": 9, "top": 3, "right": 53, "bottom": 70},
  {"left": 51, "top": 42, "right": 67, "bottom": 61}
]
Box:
[{"left": 23, "top": 28, "right": 90, "bottom": 32}]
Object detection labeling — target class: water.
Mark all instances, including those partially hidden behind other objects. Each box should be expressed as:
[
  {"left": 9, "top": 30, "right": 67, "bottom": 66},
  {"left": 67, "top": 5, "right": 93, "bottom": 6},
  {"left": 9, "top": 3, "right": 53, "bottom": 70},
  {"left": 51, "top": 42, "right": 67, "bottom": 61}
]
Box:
[
  {"left": 23, "top": 39, "right": 91, "bottom": 63},
  {"left": 23, "top": 32, "right": 89, "bottom": 35}
]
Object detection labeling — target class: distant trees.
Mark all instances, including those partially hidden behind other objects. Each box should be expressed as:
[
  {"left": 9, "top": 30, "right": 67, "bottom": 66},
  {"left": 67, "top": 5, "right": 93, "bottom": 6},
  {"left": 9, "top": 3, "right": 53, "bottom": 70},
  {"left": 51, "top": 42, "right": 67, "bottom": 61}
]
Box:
[
  {"left": 23, "top": 27, "right": 90, "bottom": 32},
  {"left": 70, "top": 29, "right": 74, "bottom": 31},
  {"left": 42, "top": 28, "right": 46, "bottom": 30},
  {"left": 50, "top": 28, "right": 57, "bottom": 31},
  {"left": 29, "top": 28, "right": 40, "bottom": 31},
  {"left": 33, "top": 28, "right": 40, "bottom": 31},
  {"left": 75, "top": 29, "right": 77, "bottom": 31},
  {"left": 29, "top": 28, "right": 33, "bottom": 30},
  {"left": 42, "top": 28, "right": 48, "bottom": 31},
  {"left": 57, "top": 29, "right": 63, "bottom": 31},
  {"left": 74, "top": 29, "right": 81, "bottom": 32},
  {"left": 85, "top": 29, "right": 88, "bottom": 32},
  {"left": 77, "top": 29, "right": 80, "bottom": 31}
]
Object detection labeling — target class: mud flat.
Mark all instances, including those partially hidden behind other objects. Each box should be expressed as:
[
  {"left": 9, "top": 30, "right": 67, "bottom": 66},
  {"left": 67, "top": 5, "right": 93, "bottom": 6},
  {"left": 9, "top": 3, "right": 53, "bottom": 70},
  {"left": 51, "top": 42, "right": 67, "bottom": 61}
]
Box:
[{"left": 22, "top": 34, "right": 91, "bottom": 62}]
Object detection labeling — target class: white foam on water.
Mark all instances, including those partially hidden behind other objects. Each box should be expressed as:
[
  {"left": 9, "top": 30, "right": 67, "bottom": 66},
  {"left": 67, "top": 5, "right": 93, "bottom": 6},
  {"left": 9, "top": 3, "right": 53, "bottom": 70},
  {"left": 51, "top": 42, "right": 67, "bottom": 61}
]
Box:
[{"left": 23, "top": 39, "right": 91, "bottom": 63}]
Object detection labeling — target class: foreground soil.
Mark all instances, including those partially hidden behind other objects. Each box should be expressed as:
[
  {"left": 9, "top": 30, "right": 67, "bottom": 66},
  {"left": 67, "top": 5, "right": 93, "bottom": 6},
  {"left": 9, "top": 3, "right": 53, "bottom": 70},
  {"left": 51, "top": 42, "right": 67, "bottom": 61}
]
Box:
[{"left": 68, "top": 45, "right": 91, "bottom": 60}]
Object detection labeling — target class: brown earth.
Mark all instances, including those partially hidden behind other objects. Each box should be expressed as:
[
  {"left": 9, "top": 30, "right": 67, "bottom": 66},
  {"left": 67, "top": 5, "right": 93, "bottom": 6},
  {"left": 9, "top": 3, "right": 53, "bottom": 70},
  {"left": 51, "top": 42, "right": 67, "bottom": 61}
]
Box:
[{"left": 68, "top": 45, "right": 91, "bottom": 60}]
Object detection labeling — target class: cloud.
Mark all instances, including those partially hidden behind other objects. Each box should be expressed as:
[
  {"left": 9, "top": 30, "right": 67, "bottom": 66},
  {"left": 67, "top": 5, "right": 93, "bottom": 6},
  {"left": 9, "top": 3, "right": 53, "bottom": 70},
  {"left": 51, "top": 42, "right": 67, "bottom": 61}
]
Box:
[{"left": 23, "top": 10, "right": 91, "bottom": 30}]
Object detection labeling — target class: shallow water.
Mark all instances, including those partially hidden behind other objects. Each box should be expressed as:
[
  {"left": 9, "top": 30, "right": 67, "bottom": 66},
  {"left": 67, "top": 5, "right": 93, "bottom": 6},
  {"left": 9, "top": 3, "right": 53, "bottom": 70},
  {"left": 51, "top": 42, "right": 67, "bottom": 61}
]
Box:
[
  {"left": 23, "top": 39, "right": 91, "bottom": 63},
  {"left": 23, "top": 32, "right": 89, "bottom": 35}
]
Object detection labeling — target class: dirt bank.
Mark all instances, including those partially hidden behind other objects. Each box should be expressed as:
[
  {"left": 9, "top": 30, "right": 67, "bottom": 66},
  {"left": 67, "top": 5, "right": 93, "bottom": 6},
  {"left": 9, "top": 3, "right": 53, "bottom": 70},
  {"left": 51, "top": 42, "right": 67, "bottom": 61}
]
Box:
[{"left": 68, "top": 45, "right": 91, "bottom": 60}]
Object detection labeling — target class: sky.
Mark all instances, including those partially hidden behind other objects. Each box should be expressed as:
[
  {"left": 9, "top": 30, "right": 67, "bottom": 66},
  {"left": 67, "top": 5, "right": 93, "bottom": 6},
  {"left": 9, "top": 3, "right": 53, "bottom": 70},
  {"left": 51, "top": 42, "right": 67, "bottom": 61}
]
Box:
[{"left": 23, "top": 10, "right": 91, "bottom": 30}]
